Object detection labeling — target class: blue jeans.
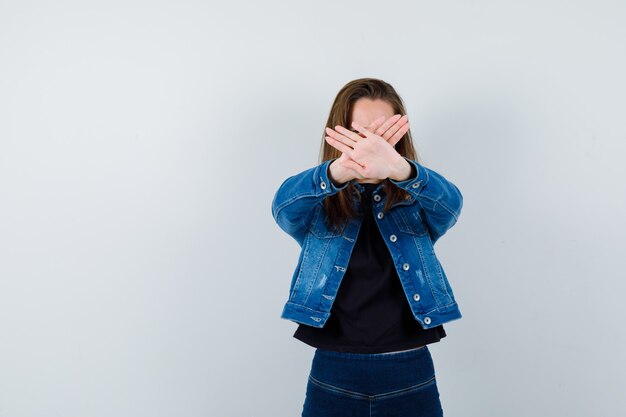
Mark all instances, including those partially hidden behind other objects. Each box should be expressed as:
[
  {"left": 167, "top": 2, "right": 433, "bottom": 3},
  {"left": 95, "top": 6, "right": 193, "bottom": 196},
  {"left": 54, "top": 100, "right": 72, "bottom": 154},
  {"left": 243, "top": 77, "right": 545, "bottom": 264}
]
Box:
[{"left": 301, "top": 346, "right": 444, "bottom": 417}]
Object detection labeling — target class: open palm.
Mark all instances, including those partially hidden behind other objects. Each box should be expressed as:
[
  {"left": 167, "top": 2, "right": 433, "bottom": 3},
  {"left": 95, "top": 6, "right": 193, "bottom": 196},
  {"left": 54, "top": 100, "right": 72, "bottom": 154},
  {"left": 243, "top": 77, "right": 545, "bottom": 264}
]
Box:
[{"left": 325, "top": 114, "right": 410, "bottom": 181}]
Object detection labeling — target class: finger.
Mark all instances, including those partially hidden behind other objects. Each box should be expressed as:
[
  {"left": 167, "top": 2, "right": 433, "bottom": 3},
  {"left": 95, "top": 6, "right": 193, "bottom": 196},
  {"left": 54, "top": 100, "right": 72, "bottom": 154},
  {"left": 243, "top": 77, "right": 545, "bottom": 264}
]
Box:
[
  {"left": 387, "top": 122, "right": 410, "bottom": 147},
  {"left": 350, "top": 121, "right": 373, "bottom": 137},
  {"left": 325, "top": 135, "right": 354, "bottom": 156},
  {"left": 376, "top": 114, "right": 403, "bottom": 137},
  {"left": 326, "top": 126, "right": 359, "bottom": 149},
  {"left": 334, "top": 125, "right": 364, "bottom": 143},
  {"left": 349, "top": 127, "right": 367, "bottom": 138},
  {"left": 383, "top": 115, "right": 409, "bottom": 140},
  {"left": 353, "top": 131, "right": 367, "bottom": 138},
  {"left": 366, "top": 115, "right": 386, "bottom": 131},
  {"left": 380, "top": 115, "right": 408, "bottom": 140}
]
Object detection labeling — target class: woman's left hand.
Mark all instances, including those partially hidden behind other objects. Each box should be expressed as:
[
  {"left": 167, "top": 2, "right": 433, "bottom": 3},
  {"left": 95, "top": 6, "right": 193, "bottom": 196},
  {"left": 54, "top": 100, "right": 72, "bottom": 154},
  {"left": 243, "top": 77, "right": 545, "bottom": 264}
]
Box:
[{"left": 324, "top": 115, "right": 411, "bottom": 181}]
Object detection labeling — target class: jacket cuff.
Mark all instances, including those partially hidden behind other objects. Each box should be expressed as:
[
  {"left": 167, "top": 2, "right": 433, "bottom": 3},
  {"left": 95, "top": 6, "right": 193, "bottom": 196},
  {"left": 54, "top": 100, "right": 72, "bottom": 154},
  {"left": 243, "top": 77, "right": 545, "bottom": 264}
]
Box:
[
  {"left": 319, "top": 159, "right": 350, "bottom": 194},
  {"left": 388, "top": 157, "right": 429, "bottom": 194}
]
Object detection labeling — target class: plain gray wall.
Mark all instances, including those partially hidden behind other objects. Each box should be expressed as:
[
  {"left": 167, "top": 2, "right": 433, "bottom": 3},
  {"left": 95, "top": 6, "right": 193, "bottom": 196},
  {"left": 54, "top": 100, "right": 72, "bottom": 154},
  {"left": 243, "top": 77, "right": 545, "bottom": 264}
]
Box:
[{"left": 1, "top": 1, "right": 625, "bottom": 416}]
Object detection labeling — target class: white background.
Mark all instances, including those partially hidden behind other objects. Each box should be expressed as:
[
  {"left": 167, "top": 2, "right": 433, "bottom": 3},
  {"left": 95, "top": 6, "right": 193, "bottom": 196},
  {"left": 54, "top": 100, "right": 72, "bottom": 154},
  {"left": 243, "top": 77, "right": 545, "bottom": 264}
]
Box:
[{"left": 1, "top": 1, "right": 625, "bottom": 416}]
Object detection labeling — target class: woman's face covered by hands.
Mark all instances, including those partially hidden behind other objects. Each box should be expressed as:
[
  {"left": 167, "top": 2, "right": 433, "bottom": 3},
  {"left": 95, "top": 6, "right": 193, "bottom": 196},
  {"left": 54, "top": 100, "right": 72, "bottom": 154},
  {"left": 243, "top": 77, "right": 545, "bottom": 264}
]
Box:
[{"left": 325, "top": 98, "right": 410, "bottom": 184}]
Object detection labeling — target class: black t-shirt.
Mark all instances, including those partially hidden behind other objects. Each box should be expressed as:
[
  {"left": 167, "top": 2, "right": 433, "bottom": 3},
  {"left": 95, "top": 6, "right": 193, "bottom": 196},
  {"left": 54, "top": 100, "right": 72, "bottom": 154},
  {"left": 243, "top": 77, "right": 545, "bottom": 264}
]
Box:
[{"left": 293, "top": 182, "right": 446, "bottom": 353}]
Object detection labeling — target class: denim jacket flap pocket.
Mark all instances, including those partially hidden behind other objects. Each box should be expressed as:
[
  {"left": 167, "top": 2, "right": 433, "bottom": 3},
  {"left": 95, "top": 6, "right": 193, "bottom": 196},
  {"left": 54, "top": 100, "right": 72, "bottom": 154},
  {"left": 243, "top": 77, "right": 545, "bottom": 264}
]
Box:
[
  {"left": 391, "top": 208, "right": 428, "bottom": 236},
  {"left": 308, "top": 205, "right": 344, "bottom": 239}
]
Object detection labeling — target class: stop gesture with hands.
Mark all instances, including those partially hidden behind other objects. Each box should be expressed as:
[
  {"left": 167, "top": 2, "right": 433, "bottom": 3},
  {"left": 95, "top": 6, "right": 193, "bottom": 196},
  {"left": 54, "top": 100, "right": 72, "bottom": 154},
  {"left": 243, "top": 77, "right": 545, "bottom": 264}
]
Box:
[{"left": 325, "top": 114, "right": 412, "bottom": 184}]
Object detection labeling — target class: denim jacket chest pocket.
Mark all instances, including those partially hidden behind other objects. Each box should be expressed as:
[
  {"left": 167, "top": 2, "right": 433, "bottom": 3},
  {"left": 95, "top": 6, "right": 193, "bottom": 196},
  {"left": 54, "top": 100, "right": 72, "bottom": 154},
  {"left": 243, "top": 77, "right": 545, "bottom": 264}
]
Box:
[
  {"left": 389, "top": 205, "right": 429, "bottom": 237},
  {"left": 308, "top": 204, "right": 345, "bottom": 239}
]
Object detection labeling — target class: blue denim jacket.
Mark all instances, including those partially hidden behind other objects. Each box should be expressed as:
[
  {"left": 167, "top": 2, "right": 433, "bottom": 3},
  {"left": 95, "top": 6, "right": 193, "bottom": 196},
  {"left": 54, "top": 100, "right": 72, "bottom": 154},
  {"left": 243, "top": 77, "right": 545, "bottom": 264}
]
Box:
[{"left": 271, "top": 157, "right": 463, "bottom": 329}]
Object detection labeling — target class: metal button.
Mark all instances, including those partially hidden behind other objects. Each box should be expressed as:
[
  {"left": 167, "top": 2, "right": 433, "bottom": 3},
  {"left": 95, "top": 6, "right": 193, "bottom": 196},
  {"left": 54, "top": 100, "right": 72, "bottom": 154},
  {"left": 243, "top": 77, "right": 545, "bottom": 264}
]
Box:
[
  {"left": 320, "top": 181, "right": 327, "bottom": 190},
  {"left": 389, "top": 234, "right": 397, "bottom": 242},
  {"left": 411, "top": 180, "right": 422, "bottom": 188},
  {"left": 377, "top": 212, "right": 384, "bottom": 219},
  {"left": 413, "top": 293, "right": 420, "bottom": 301},
  {"left": 424, "top": 317, "right": 431, "bottom": 325},
  {"left": 403, "top": 263, "right": 410, "bottom": 270},
  {"left": 373, "top": 194, "right": 381, "bottom": 202}
]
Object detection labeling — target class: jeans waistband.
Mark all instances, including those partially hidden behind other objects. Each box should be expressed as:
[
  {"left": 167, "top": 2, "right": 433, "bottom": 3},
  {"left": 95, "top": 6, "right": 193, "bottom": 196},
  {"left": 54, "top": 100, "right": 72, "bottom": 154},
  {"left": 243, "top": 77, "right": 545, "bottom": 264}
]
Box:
[{"left": 314, "top": 345, "right": 428, "bottom": 361}]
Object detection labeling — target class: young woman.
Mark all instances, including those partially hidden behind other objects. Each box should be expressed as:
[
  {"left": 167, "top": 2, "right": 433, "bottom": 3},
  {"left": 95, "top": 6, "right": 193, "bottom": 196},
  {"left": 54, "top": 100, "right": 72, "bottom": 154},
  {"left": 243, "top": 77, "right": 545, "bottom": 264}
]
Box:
[{"left": 271, "top": 78, "right": 463, "bottom": 417}]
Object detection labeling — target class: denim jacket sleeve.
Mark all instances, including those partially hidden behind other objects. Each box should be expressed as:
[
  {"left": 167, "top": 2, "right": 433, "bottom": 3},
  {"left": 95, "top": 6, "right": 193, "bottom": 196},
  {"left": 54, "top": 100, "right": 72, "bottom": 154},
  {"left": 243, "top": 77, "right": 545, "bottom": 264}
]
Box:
[
  {"left": 271, "top": 158, "right": 350, "bottom": 245},
  {"left": 388, "top": 156, "right": 463, "bottom": 244}
]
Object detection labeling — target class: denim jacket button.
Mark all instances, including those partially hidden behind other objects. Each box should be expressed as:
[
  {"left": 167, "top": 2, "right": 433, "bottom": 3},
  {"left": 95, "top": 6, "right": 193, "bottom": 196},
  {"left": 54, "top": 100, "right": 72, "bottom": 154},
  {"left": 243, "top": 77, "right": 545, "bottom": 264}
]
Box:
[
  {"left": 424, "top": 317, "right": 431, "bottom": 325},
  {"left": 377, "top": 212, "right": 384, "bottom": 219},
  {"left": 373, "top": 194, "right": 381, "bottom": 202},
  {"left": 403, "top": 263, "right": 410, "bottom": 270},
  {"left": 389, "top": 234, "right": 397, "bottom": 242},
  {"left": 320, "top": 181, "right": 327, "bottom": 190},
  {"left": 411, "top": 180, "right": 422, "bottom": 188},
  {"left": 413, "top": 293, "right": 420, "bottom": 301}
]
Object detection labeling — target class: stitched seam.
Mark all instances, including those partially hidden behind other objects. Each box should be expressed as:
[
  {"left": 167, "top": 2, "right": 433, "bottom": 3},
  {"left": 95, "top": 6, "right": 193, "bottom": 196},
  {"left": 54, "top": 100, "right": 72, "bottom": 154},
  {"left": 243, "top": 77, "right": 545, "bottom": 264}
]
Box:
[
  {"left": 273, "top": 196, "right": 320, "bottom": 234},
  {"left": 423, "top": 301, "right": 457, "bottom": 315},
  {"left": 308, "top": 376, "right": 369, "bottom": 400},
  {"left": 303, "top": 238, "right": 331, "bottom": 305},
  {"left": 413, "top": 234, "right": 439, "bottom": 308},
  {"left": 308, "top": 375, "right": 437, "bottom": 401},
  {"left": 373, "top": 375, "right": 436, "bottom": 400},
  {"left": 290, "top": 231, "right": 313, "bottom": 302},
  {"left": 274, "top": 191, "right": 320, "bottom": 215},
  {"left": 432, "top": 255, "right": 451, "bottom": 299},
  {"left": 284, "top": 302, "right": 326, "bottom": 314},
  {"left": 412, "top": 194, "right": 459, "bottom": 221}
]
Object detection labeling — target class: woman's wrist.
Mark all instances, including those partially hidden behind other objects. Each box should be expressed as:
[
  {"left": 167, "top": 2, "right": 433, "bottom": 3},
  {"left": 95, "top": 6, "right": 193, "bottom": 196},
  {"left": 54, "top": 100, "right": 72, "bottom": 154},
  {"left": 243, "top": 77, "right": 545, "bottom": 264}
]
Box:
[
  {"left": 388, "top": 157, "right": 413, "bottom": 181},
  {"left": 328, "top": 159, "right": 351, "bottom": 187}
]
